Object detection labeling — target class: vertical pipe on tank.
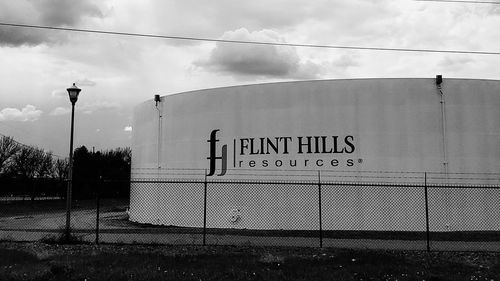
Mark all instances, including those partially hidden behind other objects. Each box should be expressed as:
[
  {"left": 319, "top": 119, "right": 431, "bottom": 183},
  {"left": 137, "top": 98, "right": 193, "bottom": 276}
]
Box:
[
  {"left": 155, "top": 95, "right": 162, "bottom": 173},
  {"left": 436, "top": 75, "right": 448, "bottom": 176},
  {"left": 154, "top": 95, "right": 162, "bottom": 224},
  {"left": 436, "top": 75, "right": 451, "bottom": 231}
]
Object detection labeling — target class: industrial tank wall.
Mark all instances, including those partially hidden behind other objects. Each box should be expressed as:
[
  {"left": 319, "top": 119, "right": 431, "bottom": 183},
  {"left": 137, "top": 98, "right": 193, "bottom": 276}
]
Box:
[{"left": 129, "top": 78, "right": 500, "bottom": 231}]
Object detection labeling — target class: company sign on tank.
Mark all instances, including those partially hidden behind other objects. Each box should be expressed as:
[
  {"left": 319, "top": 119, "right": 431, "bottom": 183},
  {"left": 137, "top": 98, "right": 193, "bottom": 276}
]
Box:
[{"left": 207, "top": 129, "right": 359, "bottom": 176}]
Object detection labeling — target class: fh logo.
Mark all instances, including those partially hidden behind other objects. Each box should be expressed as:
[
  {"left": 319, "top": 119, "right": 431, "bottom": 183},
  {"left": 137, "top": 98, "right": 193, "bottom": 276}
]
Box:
[{"left": 207, "top": 129, "right": 227, "bottom": 176}]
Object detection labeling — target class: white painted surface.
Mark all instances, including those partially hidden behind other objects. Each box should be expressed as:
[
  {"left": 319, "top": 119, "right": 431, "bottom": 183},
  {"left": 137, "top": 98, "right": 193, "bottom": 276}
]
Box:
[{"left": 129, "top": 78, "right": 500, "bottom": 231}]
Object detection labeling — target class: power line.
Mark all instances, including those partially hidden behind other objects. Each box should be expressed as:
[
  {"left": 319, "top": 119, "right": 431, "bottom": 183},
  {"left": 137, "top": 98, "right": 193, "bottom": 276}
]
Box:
[
  {"left": 0, "top": 132, "right": 65, "bottom": 159},
  {"left": 0, "top": 120, "right": 65, "bottom": 156},
  {"left": 415, "top": 0, "right": 500, "bottom": 4},
  {"left": 1, "top": 22, "right": 500, "bottom": 56}
]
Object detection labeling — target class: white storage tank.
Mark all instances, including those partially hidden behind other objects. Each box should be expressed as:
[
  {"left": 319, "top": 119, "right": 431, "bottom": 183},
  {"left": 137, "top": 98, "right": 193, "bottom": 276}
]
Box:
[{"left": 129, "top": 78, "right": 500, "bottom": 232}]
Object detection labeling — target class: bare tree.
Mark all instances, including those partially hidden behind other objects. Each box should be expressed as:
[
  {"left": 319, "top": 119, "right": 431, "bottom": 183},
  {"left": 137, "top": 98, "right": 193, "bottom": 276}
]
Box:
[
  {"left": 35, "top": 149, "right": 54, "bottom": 178},
  {"left": 54, "top": 158, "right": 69, "bottom": 181},
  {"left": 11, "top": 145, "right": 37, "bottom": 179},
  {"left": 0, "top": 135, "right": 20, "bottom": 175},
  {"left": 10, "top": 145, "right": 55, "bottom": 179}
]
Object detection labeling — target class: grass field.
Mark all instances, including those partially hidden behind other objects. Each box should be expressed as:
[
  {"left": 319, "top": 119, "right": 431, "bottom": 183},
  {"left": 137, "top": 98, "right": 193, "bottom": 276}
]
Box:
[{"left": 0, "top": 242, "right": 499, "bottom": 281}]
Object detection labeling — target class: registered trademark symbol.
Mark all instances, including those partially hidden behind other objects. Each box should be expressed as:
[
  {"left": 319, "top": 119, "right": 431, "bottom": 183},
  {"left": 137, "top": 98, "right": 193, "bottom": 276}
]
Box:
[{"left": 358, "top": 159, "right": 363, "bottom": 163}]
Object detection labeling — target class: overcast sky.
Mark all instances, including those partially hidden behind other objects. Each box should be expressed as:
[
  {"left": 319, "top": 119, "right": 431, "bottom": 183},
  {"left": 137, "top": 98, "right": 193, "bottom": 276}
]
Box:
[{"left": 1, "top": 0, "right": 500, "bottom": 157}]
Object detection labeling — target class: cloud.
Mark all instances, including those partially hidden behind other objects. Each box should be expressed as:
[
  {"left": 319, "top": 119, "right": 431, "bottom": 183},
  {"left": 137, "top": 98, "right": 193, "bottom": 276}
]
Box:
[
  {"left": 195, "top": 28, "right": 322, "bottom": 79},
  {"left": 147, "top": 0, "right": 388, "bottom": 45},
  {"left": 0, "top": 105, "right": 43, "bottom": 121},
  {"left": 333, "top": 54, "right": 360, "bottom": 69},
  {"left": 51, "top": 89, "right": 67, "bottom": 98},
  {"left": 50, "top": 79, "right": 96, "bottom": 99},
  {"left": 49, "top": 107, "right": 70, "bottom": 116},
  {"left": 31, "top": 0, "right": 103, "bottom": 26},
  {"left": 75, "top": 78, "right": 97, "bottom": 87},
  {"left": 79, "top": 101, "right": 120, "bottom": 114},
  {"left": 0, "top": 0, "right": 103, "bottom": 46},
  {"left": 124, "top": 126, "right": 132, "bottom": 132},
  {"left": 438, "top": 56, "right": 475, "bottom": 70},
  {"left": 0, "top": 27, "right": 59, "bottom": 47}
]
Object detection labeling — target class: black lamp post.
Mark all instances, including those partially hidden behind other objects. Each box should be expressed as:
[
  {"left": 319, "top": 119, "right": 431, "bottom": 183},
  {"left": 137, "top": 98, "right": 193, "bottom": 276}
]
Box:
[{"left": 65, "top": 83, "right": 81, "bottom": 240}]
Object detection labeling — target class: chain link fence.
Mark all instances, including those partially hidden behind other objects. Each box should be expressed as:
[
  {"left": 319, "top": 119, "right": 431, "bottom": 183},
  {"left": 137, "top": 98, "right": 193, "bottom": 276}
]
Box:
[{"left": 1, "top": 171, "right": 500, "bottom": 251}]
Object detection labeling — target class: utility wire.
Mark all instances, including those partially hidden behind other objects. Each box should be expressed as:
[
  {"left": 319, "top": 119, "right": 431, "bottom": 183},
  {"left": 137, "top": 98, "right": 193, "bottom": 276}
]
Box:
[
  {"left": 415, "top": 0, "right": 500, "bottom": 4},
  {"left": 0, "top": 120, "right": 65, "bottom": 156},
  {"left": 0, "top": 132, "right": 65, "bottom": 159},
  {"left": 1, "top": 22, "right": 500, "bottom": 56}
]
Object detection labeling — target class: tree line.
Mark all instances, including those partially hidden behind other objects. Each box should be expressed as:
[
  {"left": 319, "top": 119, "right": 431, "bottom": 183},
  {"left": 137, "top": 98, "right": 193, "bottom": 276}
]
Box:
[
  {"left": 0, "top": 135, "right": 131, "bottom": 199},
  {"left": 0, "top": 135, "right": 69, "bottom": 180}
]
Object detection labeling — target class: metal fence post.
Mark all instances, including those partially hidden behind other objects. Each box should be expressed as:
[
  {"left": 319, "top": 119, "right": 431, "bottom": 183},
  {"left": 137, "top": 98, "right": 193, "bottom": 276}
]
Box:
[
  {"left": 95, "top": 178, "right": 101, "bottom": 245},
  {"left": 318, "top": 170, "right": 323, "bottom": 248},
  {"left": 424, "top": 172, "right": 430, "bottom": 252},
  {"left": 31, "top": 179, "right": 36, "bottom": 202},
  {"left": 203, "top": 169, "right": 207, "bottom": 246}
]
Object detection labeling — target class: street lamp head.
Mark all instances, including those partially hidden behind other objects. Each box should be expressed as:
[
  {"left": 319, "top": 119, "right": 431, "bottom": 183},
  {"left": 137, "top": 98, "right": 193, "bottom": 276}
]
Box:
[{"left": 67, "top": 83, "right": 81, "bottom": 104}]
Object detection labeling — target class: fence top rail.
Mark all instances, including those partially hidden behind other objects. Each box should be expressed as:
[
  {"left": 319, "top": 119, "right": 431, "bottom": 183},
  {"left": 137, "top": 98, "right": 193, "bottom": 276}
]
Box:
[
  {"left": 131, "top": 167, "right": 500, "bottom": 176},
  {"left": 129, "top": 178, "right": 500, "bottom": 189}
]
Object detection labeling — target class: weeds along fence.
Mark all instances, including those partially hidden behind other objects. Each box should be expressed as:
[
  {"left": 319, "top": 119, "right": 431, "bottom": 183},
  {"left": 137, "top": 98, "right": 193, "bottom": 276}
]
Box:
[{"left": 1, "top": 169, "right": 500, "bottom": 251}]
